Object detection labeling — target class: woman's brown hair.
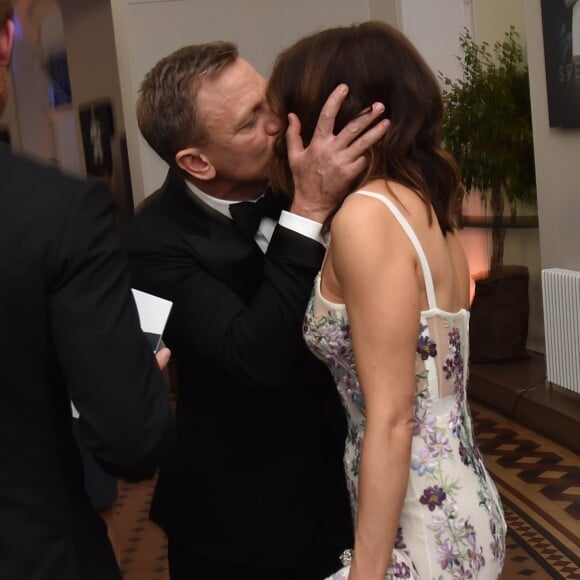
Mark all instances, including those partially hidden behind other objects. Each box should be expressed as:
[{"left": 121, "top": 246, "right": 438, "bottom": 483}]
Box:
[{"left": 267, "top": 21, "right": 460, "bottom": 234}]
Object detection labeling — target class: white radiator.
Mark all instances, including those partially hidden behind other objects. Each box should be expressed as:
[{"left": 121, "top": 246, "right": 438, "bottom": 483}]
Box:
[{"left": 541, "top": 268, "right": 580, "bottom": 394}]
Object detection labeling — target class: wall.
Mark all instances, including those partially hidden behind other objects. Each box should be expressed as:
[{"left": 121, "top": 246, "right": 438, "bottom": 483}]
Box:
[
  {"left": 524, "top": 0, "right": 580, "bottom": 274},
  {"left": 397, "top": 0, "right": 474, "bottom": 81},
  {"left": 9, "top": 15, "right": 56, "bottom": 162},
  {"left": 474, "top": 0, "right": 526, "bottom": 46},
  {"left": 368, "top": 0, "right": 398, "bottom": 26},
  {"left": 38, "top": 3, "right": 82, "bottom": 175},
  {"left": 59, "top": 0, "right": 131, "bottom": 219}
]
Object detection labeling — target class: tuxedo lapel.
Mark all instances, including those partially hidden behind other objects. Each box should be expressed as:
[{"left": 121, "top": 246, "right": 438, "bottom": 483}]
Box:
[{"left": 164, "top": 170, "right": 265, "bottom": 301}]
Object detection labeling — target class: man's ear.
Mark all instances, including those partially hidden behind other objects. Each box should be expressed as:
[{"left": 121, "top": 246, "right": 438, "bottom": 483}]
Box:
[
  {"left": 175, "top": 147, "right": 216, "bottom": 181},
  {"left": 0, "top": 19, "right": 14, "bottom": 67}
]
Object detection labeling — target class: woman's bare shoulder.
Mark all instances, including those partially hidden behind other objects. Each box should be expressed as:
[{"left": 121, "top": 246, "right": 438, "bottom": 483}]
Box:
[{"left": 331, "top": 181, "right": 419, "bottom": 255}]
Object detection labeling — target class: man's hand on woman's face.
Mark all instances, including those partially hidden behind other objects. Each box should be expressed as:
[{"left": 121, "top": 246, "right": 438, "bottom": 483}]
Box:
[{"left": 287, "top": 84, "right": 390, "bottom": 223}]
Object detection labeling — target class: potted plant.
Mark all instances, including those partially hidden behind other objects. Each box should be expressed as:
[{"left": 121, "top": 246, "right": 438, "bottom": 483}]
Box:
[{"left": 441, "top": 27, "right": 537, "bottom": 362}]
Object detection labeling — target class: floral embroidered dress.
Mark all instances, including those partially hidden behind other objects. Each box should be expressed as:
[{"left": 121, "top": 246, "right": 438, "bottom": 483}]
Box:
[{"left": 303, "top": 191, "right": 506, "bottom": 580}]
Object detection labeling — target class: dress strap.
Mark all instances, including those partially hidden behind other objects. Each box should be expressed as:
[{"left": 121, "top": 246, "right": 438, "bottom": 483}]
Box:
[{"left": 353, "top": 190, "right": 437, "bottom": 310}]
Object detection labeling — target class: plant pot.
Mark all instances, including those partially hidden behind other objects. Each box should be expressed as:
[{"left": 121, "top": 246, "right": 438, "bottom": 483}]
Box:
[{"left": 469, "top": 265, "right": 529, "bottom": 363}]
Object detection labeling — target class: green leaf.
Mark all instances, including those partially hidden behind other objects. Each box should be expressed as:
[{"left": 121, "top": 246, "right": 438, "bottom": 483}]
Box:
[{"left": 440, "top": 27, "right": 536, "bottom": 269}]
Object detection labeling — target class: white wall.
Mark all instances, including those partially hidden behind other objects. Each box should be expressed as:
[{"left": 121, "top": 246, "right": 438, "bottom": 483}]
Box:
[
  {"left": 474, "top": 0, "right": 526, "bottom": 46},
  {"left": 112, "top": 0, "right": 372, "bottom": 204},
  {"left": 40, "top": 1, "right": 65, "bottom": 53},
  {"left": 525, "top": 0, "right": 580, "bottom": 273},
  {"left": 59, "top": 0, "right": 131, "bottom": 218},
  {"left": 39, "top": 3, "right": 82, "bottom": 175},
  {"left": 397, "top": 0, "right": 474, "bottom": 82},
  {"left": 368, "top": 0, "right": 398, "bottom": 26},
  {"left": 10, "top": 22, "right": 56, "bottom": 162}
]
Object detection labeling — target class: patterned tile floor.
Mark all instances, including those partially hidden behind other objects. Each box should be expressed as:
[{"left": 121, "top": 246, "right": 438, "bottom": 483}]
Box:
[
  {"left": 115, "top": 402, "right": 580, "bottom": 579},
  {"left": 471, "top": 403, "right": 580, "bottom": 579}
]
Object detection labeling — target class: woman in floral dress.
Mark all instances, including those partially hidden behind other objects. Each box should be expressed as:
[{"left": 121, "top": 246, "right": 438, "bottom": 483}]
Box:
[{"left": 268, "top": 21, "right": 506, "bottom": 580}]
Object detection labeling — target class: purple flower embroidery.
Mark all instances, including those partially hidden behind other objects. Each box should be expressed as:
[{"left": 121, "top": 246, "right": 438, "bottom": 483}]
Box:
[
  {"left": 459, "top": 442, "right": 470, "bottom": 466},
  {"left": 459, "top": 519, "right": 477, "bottom": 544},
  {"left": 392, "top": 561, "right": 411, "bottom": 578},
  {"left": 417, "top": 335, "right": 437, "bottom": 360},
  {"left": 394, "top": 526, "right": 407, "bottom": 550},
  {"left": 449, "top": 328, "right": 461, "bottom": 349},
  {"left": 428, "top": 432, "right": 452, "bottom": 458},
  {"left": 442, "top": 328, "right": 465, "bottom": 397},
  {"left": 491, "top": 536, "right": 504, "bottom": 561},
  {"left": 468, "top": 543, "right": 486, "bottom": 570},
  {"left": 344, "top": 377, "right": 362, "bottom": 405},
  {"left": 452, "top": 567, "right": 474, "bottom": 579},
  {"left": 341, "top": 323, "right": 351, "bottom": 340},
  {"left": 448, "top": 407, "right": 461, "bottom": 437},
  {"left": 437, "top": 538, "right": 460, "bottom": 570},
  {"left": 413, "top": 410, "right": 436, "bottom": 437},
  {"left": 420, "top": 485, "right": 446, "bottom": 511},
  {"left": 411, "top": 447, "right": 436, "bottom": 476},
  {"left": 387, "top": 556, "right": 412, "bottom": 579}
]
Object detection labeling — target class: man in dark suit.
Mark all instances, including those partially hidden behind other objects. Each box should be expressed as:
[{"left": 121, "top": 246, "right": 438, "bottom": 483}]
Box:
[
  {"left": 0, "top": 3, "right": 173, "bottom": 578},
  {"left": 125, "top": 42, "right": 388, "bottom": 579}
]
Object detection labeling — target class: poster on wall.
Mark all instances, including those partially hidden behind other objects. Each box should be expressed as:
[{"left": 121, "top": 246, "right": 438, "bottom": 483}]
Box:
[
  {"left": 78, "top": 103, "right": 135, "bottom": 226},
  {"left": 540, "top": 0, "right": 580, "bottom": 128},
  {"left": 79, "top": 100, "right": 115, "bottom": 178}
]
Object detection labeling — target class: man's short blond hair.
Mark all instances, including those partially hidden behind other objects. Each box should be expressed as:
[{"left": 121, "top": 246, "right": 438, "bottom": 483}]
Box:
[{"left": 137, "top": 41, "right": 238, "bottom": 167}]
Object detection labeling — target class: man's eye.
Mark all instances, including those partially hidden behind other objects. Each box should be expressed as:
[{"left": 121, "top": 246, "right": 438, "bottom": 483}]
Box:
[{"left": 242, "top": 115, "right": 257, "bottom": 130}]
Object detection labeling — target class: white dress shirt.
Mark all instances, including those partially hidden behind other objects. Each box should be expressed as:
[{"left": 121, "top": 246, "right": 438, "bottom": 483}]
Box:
[{"left": 186, "top": 181, "right": 324, "bottom": 253}]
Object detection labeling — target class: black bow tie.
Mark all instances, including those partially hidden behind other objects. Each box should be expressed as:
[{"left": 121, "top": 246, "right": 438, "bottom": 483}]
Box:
[{"left": 229, "top": 194, "right": 283, "bottom": 240}]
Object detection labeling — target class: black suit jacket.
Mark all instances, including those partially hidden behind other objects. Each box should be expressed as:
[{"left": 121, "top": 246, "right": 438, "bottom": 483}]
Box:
[
  {"left": 125, "top": 169, "right": 352, "bottom": 568},
  {"left": 0, "top": 145, "right": 172, "bottom": 580}
]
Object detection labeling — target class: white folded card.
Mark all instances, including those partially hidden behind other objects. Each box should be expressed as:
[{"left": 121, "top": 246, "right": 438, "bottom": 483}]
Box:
[
  {"left": 131, "top": 288, "right": 173, "bottom": 353},
  {"left": 71, "top": 289, "right": 173, "bottom": 418}
]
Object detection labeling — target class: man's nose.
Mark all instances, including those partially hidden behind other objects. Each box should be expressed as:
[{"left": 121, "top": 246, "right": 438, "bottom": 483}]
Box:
[{"left": 265, "top": 112, "right": 282, "bottom": 136}]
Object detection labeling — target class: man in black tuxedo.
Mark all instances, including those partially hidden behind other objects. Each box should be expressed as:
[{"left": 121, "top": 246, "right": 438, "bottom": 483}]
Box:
[
  {"left": 125, "top": 42, "right": 388, "bottom": 579},
  {"left": 0, "top": 3, "right": 173, "bottom": 578}
]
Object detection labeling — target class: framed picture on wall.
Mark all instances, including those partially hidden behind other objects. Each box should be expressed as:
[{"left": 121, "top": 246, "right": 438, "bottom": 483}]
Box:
[
  {"left": 78, "top": 100, "right": 115, "bottom": 177},
  {"left": 540, "top": 0, "right": 580, "bottom": 128}
]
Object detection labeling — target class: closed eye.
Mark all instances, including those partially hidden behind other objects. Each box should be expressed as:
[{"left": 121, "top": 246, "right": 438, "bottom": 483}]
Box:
[{"left": 240, "top": 112, "right": 258, "bottom": 131}]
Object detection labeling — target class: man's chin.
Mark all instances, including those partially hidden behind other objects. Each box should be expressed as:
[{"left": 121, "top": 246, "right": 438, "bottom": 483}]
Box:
[{"left": 250, "top": 177, "right": 269, "bottom": 190}]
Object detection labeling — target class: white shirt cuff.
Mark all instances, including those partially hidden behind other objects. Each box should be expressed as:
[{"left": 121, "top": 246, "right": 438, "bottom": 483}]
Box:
[{"left": 278, "top": 210, "right": 325, "bottom": 245}]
